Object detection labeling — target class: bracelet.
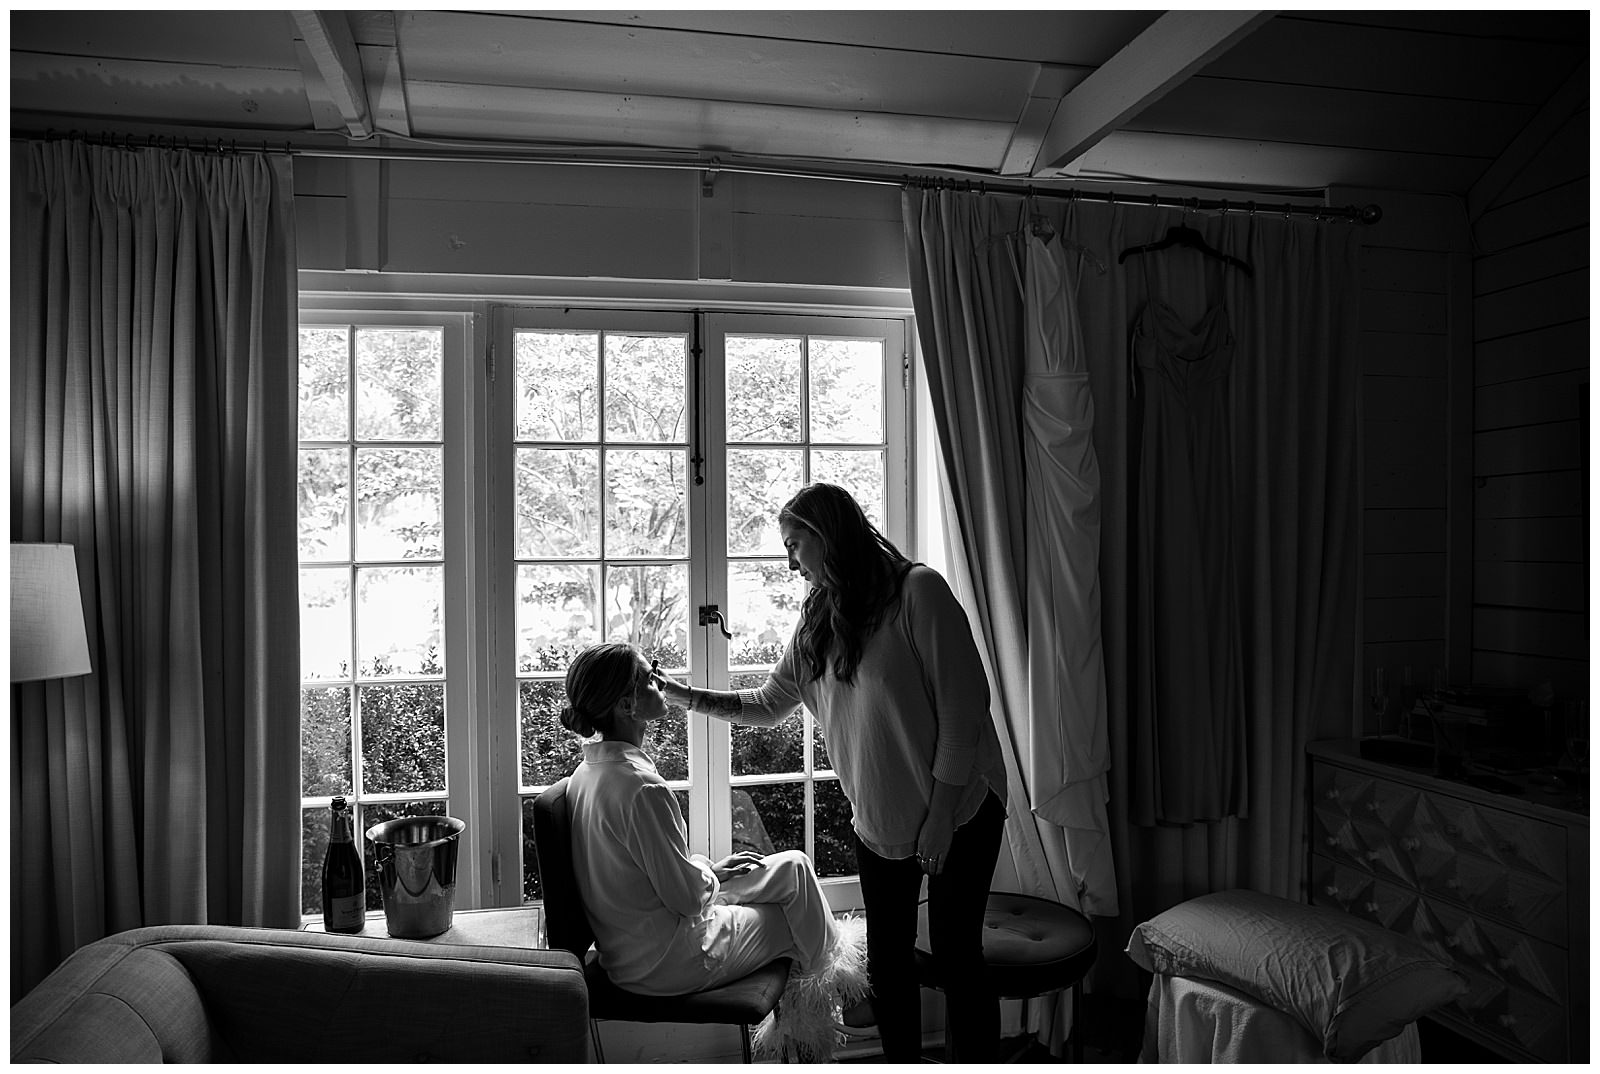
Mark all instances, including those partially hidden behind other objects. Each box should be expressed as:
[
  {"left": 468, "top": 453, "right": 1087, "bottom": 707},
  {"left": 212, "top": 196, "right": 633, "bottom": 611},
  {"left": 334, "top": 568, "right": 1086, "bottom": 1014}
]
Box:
[{"left": 687, "top": 687, "right": 697, "bottom": 711}]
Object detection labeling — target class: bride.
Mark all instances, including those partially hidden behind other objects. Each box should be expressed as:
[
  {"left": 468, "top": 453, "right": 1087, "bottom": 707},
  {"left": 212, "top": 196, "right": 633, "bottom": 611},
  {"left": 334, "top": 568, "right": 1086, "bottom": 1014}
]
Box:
[{"left": 559, "top": 641, "right": 868, "bottom": 1060}]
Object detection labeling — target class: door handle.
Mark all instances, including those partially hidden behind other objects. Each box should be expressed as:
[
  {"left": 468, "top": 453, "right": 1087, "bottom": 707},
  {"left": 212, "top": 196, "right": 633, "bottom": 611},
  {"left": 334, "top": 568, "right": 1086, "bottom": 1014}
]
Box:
[{"left": 699, "top": 605, "right": 733, "bottom": 640}]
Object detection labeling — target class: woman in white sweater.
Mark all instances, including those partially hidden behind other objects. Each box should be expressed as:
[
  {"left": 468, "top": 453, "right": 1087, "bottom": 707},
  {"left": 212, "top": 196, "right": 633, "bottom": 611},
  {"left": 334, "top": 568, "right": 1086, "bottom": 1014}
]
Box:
[
  {"left": 654, "top": 483, "right": 1007, "bottom": 1062},
  {"left": 559, "top": 642, "right": 864, "bottom": 1059}
]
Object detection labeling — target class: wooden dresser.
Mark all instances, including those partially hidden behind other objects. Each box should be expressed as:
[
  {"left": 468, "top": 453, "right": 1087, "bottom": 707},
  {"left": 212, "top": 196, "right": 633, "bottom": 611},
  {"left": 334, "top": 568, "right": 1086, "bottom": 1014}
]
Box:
[{"left": 1306, "top": 740, "right": 1588, "bottom": 1063}]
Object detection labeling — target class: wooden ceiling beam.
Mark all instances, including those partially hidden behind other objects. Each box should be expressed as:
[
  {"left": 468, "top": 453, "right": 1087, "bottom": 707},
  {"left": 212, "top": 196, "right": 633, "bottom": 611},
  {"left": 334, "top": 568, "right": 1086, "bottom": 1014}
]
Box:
[
  {"left": 292, "top": 10, "right": 373, "bottom": 139},
  {"left": 999, "top": 64, "right": 1084, "bottom": 176},
  {"left": 1029, "top": 10, "right": 1273, "bottom": 178}
]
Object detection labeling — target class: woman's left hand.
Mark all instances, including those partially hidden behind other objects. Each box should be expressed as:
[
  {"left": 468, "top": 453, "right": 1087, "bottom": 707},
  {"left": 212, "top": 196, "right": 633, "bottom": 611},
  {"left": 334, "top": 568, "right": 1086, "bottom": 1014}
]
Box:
[
  {"left": 916, "top": 814, "right": 955, "bottom": 876},
  {"left": 712, "top": 851, "right": 765, "bottom": 881}
]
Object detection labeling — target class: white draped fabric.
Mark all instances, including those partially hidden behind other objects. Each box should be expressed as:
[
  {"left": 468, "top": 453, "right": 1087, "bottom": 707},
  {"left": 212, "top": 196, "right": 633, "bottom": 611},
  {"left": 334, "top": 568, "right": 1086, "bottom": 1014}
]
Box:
[{"left": 1021, "top": 230, "right": 1115, "bottom": 915}]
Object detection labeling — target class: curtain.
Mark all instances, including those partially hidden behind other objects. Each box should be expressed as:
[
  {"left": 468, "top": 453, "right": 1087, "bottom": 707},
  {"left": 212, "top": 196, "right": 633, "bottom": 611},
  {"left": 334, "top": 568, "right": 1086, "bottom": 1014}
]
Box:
[
  {"left": 902, "top": 187, "right": 1361, "bottom": 1003},
  {"left": 10, "top": 141, "right": 301, "bottom": 997}
]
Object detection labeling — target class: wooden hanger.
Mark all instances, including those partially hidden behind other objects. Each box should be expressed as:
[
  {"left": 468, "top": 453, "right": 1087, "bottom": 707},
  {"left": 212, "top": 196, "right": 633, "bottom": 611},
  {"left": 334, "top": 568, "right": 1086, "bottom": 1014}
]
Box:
[{"left": 1118, "top": 223, "right": 1252, "bottom": 277}]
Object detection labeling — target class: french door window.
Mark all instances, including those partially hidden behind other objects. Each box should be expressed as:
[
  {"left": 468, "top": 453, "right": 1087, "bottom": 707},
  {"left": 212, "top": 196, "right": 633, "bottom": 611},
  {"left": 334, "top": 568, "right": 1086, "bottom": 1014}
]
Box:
[{"left": 297, "top": 305, "right": 907, "bottom": 916}]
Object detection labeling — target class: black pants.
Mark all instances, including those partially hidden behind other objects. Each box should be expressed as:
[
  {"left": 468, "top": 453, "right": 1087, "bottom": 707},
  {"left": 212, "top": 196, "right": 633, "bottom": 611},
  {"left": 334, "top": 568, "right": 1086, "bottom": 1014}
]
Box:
[{"left": 854, "top": 790, "right": 1005, "bottom": 1063}]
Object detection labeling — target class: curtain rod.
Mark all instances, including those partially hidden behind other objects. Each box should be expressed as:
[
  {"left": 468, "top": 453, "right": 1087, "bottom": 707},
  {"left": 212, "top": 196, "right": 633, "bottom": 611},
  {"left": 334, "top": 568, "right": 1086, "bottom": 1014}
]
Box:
[
  {"left": 27, "top": 129, "right": 1381, "bottom": 224},
  {"left": 292, "top": 144, "right": 1381, "bottom": 224}
]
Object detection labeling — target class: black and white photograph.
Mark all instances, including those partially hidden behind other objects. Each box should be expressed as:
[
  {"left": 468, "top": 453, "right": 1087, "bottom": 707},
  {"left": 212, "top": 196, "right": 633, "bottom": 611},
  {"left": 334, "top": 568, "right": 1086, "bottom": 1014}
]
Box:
[{"left": 9, "top": 7, "right": 1589, "bottom": 1065}]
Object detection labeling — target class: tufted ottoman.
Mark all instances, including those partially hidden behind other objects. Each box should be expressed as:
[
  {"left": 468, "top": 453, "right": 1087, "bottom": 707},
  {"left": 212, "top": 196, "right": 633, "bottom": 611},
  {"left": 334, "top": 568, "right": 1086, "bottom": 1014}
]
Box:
[{"left": 915, "top": 890, "right": 1098, "bottom": 1061}]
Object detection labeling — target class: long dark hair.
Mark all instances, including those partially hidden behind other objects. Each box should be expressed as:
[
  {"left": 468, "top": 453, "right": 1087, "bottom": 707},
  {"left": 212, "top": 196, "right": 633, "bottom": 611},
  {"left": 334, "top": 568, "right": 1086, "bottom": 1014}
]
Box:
[
  {"left": 560, "top": 642, "right": 645, "bottom": 737},
  {"left": 779, "top": 483, "right": 911, "bottom": 685}
]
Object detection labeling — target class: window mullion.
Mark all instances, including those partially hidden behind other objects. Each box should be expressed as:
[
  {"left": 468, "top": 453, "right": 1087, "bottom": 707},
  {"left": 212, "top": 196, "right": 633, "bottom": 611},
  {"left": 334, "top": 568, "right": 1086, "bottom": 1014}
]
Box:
[{"left": 694, "top": 311, "right": 731, "bottom": 861}]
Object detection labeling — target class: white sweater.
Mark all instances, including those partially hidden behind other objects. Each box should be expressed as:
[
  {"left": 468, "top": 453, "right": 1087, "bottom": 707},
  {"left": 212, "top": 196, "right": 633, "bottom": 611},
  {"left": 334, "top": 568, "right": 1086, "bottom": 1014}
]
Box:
[{"left": 729, "top": 565, "right": 1007, "bottom": 858}]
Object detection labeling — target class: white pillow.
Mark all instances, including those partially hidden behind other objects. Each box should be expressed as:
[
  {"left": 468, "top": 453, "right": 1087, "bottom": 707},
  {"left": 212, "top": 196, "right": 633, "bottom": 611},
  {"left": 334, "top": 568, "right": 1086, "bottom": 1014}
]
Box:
[{"left": 1125, "top": 889, "right": 1466, "bottom": 1062}]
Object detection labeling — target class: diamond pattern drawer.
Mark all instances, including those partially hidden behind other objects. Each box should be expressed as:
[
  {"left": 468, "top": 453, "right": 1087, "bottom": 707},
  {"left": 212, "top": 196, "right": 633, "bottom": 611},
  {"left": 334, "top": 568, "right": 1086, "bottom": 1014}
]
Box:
[{"left": 1307, "top": 745, "right": 1586, "bottom": 1063}]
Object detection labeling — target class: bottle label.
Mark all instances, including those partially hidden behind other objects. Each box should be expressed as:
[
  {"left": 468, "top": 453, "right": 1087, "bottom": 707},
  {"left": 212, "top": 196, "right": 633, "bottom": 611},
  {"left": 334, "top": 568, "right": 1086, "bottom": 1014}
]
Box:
[{"left": 325, "top": 894, "right": 364, "bottom": 930}]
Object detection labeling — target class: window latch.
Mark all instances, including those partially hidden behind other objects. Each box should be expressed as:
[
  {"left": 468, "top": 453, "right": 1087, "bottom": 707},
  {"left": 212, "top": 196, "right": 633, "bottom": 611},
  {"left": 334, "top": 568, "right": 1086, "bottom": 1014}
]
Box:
[{"left": 698, "top": 605, "right": 733, "bottom": 640}]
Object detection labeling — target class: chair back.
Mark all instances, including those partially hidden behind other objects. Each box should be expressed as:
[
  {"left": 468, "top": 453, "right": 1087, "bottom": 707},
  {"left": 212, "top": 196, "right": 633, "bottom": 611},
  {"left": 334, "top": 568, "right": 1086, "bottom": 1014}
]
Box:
[{"left": 531, "top": 777, "right": 598, "bottom": 959}]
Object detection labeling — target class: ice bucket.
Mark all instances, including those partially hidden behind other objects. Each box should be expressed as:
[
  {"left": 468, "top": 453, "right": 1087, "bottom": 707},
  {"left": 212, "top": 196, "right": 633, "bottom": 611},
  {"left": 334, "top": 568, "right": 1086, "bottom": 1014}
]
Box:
[{"left": 365, "top": 815, "right": 466, "bottom": 938}]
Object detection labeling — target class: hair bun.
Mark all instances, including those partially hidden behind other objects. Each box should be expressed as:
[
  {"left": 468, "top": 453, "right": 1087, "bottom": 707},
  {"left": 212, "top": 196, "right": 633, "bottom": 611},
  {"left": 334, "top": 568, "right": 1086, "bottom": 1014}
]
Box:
[{"left": 558, "top": 704, "right": 593, "bottom": 738}]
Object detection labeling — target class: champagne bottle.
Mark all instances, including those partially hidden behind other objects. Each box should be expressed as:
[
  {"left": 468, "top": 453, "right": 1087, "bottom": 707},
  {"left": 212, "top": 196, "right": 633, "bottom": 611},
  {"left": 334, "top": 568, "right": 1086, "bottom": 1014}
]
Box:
[{"left": 321, "top": 795, "right": 366, "bottom": 933}]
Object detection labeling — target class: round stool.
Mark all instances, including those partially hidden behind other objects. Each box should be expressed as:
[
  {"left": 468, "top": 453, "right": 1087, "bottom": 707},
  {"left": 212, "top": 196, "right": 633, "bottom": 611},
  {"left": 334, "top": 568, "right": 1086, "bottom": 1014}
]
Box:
[{"left": 915, "top": 891, "right": 1098, "bottom": 1061}]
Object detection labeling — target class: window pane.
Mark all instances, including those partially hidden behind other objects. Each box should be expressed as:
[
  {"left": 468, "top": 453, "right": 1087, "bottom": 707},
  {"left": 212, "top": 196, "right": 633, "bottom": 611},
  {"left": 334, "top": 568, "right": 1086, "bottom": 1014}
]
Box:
[
  {"left": 301, "top": 685, "right": 352, "bottom": 796},
  {"left": 517, "top": 564, "right": 600, "bottom": 673},
  {"left": 298, "top": 327, "right": 349, "bottom": 441},
  {"left": 521, "top": 796, "right": 544, "bottom": 903},
  {"left": 814, "top": 779, "right": 856, "bottom": 878},
  {"left": 517, "top": 331, "right": 598, "bottom": 441},
  {"left": 300, "top": 567, "right": 351, "bottom": 681},
  {"left": 643, "top": 712, "right": 688, "bottom": 782},
  {"left": 302, "top": 807, "right": 330, "bottom": 915},
  {"left": 733, "top": 720, "right": 802, "bottom": 778},
  {"left": 356, "top": 447, "right": 442, "bottom": 560},
  {"left": 355, "top": 328, "right": 442, "bottom": 441},
  {"left": 357, "top": 566, "right": 443, "bottom": 678},
  {"left": 809, "top": 337, "right": 884, "bottom": 444},
  {"left": 360, "top": 682, "right": 446, "bottom": 794},
  {"left": 726, "top": 449, "right": 803, "bottom": 556},
  {"left": 605, "top": 334, "right": 687, "bottom": 443},
  {"left": 811, "top": 449, "right": 885, "bottom": 529},
  {"left": 728, "top": 560, "right": 803, "bottom": 667},
  {"left": 726, "top": 335, "right": 802, "bottom": 443},
  {"left": 521, "top": 679, "right": 584, "bottom": 787},
  {"left": 603, "top": 564, "right": 689, "bottom": 656},
  {"left": 517, "top": 448, "right": 600, "bottom": 558},
  {"left": 604, "top": 448, "right": 687, "bottom": 557},
  {"left": 299, "top": 448, "right": 350, "bottom": 562},
  {"left": 735, "top": 782, "right": 803, "bottom": 856}
]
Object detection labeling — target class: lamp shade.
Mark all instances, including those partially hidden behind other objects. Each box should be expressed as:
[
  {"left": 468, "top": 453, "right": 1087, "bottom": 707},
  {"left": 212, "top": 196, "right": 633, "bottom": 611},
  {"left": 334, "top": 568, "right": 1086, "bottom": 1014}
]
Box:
[{"left": 11, "top": 544, "right": 92, "bottom": 683}]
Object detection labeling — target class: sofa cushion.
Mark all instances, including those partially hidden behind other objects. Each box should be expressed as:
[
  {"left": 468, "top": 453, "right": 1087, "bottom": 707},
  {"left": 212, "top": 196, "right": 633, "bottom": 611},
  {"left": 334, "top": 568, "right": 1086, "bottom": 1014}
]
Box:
[
  {"left": 1125, "top": 889, "right": 1467, "bottom": 1062},
  {"left": 174, "top": 936, "right": 591, "bottom": 1063},
  {"left": 11, "top": 943, "right": 214, "bottom": 1063},
  {"left": 12, "top": 925, "right": 591, "bottom": 1065}
]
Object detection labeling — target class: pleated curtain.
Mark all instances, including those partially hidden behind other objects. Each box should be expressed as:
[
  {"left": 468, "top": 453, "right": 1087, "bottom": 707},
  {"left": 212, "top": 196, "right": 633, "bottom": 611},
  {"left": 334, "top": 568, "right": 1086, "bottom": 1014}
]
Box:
[
  {"left": 10, "top": 140, "right": 302, "bottom": 997},
  {"left": 902, "top": 187, "right": 1361, "bottom": 1003}
]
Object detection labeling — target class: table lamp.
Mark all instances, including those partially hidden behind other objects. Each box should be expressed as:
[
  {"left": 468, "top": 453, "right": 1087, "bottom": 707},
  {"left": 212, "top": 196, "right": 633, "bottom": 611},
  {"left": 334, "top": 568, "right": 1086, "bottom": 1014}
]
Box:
[{"left": 11, "top": 543, "right": 92, "bottom": 683}]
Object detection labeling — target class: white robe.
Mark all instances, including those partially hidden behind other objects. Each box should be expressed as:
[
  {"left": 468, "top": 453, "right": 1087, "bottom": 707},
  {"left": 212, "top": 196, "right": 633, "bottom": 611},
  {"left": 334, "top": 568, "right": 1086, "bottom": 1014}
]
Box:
[{"left": 567, "top": 739, "right": 833, "bottom": 996}]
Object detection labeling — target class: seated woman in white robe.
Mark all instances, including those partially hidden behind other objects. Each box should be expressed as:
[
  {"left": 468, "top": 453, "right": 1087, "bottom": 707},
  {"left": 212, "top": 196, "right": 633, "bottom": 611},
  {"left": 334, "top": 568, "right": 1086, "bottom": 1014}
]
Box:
[{"left": 560, "top": 642, "right": 866, "bottom": 1059}]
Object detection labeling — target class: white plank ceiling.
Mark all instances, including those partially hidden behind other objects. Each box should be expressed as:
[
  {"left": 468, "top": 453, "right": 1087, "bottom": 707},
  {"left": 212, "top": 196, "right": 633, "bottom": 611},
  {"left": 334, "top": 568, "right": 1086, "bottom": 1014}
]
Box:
[{"left": 9, "top": 9, "right": 1590, "bottom": 198}]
